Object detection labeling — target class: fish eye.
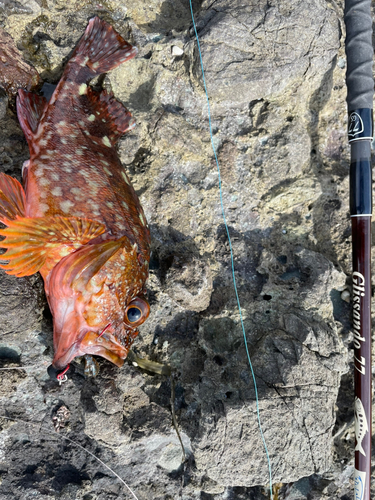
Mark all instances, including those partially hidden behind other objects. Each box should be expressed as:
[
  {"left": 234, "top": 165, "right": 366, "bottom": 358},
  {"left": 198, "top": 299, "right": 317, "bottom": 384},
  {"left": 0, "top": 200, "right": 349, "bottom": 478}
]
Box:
[
  {"left": 127, "top": 306, "right": 142, "bottom": 323},
  {"left": 124, "top": 296, "right": 150, "bottom": 327}
]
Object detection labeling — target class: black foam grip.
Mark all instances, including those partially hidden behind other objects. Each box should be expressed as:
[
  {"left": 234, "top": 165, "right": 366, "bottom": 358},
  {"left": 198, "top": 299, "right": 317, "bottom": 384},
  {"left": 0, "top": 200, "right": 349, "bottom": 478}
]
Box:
[{"left": 344, "top": 0, "right": 374, "bottom": 110}]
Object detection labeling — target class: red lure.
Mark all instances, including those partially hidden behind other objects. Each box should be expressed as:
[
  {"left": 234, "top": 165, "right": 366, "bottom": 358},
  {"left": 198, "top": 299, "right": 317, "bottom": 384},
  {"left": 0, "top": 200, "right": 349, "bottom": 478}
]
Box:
[{"left": 0, "top": 17, "right": 151, "bottom": 370}]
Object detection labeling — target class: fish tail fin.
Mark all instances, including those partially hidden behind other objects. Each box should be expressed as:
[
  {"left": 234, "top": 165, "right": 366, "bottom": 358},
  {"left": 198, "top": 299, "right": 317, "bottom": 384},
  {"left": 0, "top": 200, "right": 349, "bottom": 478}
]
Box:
[
  {"left": 72, "top": 16, "right": 137, "bottom": 75},
  {"left": 0, "top": 172, "right": 26, "bottom": 224}
]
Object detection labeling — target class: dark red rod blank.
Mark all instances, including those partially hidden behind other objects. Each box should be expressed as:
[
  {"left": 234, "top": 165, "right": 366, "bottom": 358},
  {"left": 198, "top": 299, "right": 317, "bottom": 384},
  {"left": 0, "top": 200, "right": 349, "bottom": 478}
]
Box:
[{"left": 351, "top": 216, "right": 372, "bottom": 499}]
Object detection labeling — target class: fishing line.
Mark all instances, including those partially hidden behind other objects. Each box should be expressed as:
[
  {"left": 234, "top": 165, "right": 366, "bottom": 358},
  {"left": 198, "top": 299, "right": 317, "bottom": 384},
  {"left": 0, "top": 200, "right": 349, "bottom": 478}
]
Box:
[
  {"left": 188, "top": 2, "right": 273, "bottom": 497},
  {"left": 0, "top": 414, "right": 140, "bottom": 500}
]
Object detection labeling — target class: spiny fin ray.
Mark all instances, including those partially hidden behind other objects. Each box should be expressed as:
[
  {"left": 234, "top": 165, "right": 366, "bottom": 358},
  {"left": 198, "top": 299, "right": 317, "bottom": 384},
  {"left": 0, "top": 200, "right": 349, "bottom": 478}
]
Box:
[
  {"left": 0, "top": 172, "right": 26, "bottom": 223},
  {"left": 0, "top": 216, "right": 106, "bottom": 276},
  {"left": 86, "top": 87, "right": 135, "bottom": 145},
  {"left": 16, "top": 90, "right": 47, "bottom": 145}
]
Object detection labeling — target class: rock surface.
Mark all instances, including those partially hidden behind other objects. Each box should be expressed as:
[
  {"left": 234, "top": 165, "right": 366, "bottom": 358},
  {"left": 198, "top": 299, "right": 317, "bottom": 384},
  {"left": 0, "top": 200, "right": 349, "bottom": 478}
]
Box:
[{"left": 0, "top": 0, "right": 374, "bottom": 499}]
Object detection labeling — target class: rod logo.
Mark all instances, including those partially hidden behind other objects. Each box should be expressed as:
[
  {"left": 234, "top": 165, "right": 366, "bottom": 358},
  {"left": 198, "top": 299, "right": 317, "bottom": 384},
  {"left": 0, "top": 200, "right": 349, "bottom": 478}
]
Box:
[
  {"left": 352, "top": 272, "right": 366, "bottom": 359},
  {"left": 354, "top": 397, "right": 368, "bottom": 456},
  {"left": 348, "top": 112, "right": 364, "bottom": 137},
  {"left": 354, "top": 469, "right": 366, "bottom": 500}
]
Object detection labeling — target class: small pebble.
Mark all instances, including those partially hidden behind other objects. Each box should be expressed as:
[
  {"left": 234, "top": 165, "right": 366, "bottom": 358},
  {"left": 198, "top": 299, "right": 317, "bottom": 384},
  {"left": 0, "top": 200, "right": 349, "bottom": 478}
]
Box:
[
  {"left": 341, "top": 290, "right": 350, "bottom": 303},
  {"left": 172, "top": 45, "right": 184, "bottom": 56},
  {"left": 337, "top": 57, "right": 346, "bottom": 69}
]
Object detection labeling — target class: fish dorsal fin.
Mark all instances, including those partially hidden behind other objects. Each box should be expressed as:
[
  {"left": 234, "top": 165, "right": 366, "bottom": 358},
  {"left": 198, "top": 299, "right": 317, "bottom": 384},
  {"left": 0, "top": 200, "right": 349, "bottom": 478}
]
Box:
[
  {"left": 50, "top": 237, "right": 126, "bottom": 293},
  {"left": 86, "top": 87, "right": 135, "bottom": 145},
  {"left": 0, "top": 216, "right": 105, "bottom": 277},
  {"left": 16, "top": 89, "right": 47, "bottom": 145},
  {"left": 0, "top": 172, "right": 26, "bottom": 223}
]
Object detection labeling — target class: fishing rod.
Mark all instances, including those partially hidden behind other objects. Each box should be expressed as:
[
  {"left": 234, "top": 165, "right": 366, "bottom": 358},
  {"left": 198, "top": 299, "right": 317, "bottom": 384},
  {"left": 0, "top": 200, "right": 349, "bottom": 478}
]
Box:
[{"left": 344, "top": 1, "right": 373, "bottom": 499}]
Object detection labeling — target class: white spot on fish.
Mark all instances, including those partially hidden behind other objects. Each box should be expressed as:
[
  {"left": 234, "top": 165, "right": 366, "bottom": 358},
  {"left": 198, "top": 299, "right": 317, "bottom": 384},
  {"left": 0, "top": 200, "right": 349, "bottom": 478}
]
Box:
[
  {"left": 34, "top": 168, "right": 44, "bottom": 178},
  {"left": 39, "top": 203, "right": 49, "bottom": 214},
  {"left": 51, "top": 172, "right": 60, "bottom": 181},
  {"left": 70, "top": 187, "right": 84, "bottom": 199},
  {"left": 79, "top": 83, "right": 88, "bottom": 95},
  {"left": 79, "top": 121, "right": 85, "bottom": 127},
  {"left": 40, "top": 178, "right": 50, "bottom": 187},
  {"left": 122, "top": 201, "right": 129, "bottom": 210},
  {"left": 80, "top": 56, "right": 89, "bottom": 66},
  {"left": 39, "top": 139, "right": 47, "bottom": 146},
  {"left": 60, "top": 200, "right": 74, "bottom": 213},
  {"left": 103, "top": 167, "right": 112, "bottom": 176},
  {"left": 88, "top": 114, "right": 95, "bottom": 122},
  {"left": 61, "top": 138, "right": 68, "bottom": 144},
  {"left": 102, "top": 136, "right": 111, "bottom": 147},
  {"left": 139, "top": 213, "right": 145, "bottom": 226},
  {"left": 51, "top": 186, "right": 62, "bottom": 196},
  {"left": 88, "top": 199, "right": 100, "bottom": 209},
  {"left": 76, "top": 149, "right": 83, "bottom": 155}
]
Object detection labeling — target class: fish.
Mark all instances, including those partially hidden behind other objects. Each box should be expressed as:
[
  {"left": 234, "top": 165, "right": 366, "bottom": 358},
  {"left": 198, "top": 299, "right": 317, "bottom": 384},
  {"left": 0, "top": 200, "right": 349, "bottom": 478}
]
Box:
[
  {"left": 354, "top": 396, "right": 368, "bottom": 456},
  {"left": 0, "top": 17, "right": 151, "bottom": 373}
]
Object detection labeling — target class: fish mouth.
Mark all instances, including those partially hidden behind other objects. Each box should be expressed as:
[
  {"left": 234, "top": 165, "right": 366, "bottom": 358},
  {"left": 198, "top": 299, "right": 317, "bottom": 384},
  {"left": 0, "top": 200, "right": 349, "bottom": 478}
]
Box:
[{"left": 52, "top": 328, "right": 133, "bottom": 370}]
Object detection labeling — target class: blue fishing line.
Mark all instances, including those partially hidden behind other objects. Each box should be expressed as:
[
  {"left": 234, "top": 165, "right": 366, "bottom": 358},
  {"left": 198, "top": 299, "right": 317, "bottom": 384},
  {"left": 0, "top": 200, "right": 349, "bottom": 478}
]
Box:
[{"left": 188, "top": 2, "right": 273, "bottom": 498}]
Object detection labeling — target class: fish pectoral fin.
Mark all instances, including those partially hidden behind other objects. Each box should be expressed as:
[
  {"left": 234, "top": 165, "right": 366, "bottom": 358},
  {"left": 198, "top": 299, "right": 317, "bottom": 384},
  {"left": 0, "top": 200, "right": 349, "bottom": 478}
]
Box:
[
  {"left": 0, "top": 216, "right": 106, "bottom": 277},
  {"left": 50, "top": 236, "right": 126, "bottom": 293},
  {"left": 86, "top": 87, "right": 135, "bottom": 145},
  {"left": 0, "top": 172, "right": 26, "bottom": 224},
  {"left": 16, "top": 90, "right": 47, "bottom": 146}
]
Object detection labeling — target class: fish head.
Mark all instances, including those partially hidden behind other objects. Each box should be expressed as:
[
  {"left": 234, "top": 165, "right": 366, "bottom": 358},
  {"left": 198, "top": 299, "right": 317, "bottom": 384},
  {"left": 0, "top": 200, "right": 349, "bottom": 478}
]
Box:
[{"left": 46, "top": 238, "right": 150, "bottom": 370}]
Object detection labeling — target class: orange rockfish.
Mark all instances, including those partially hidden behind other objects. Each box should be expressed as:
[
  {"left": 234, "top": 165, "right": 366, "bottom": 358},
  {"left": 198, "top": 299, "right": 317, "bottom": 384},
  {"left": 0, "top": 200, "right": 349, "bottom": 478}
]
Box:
[{"left": 0, "top": 17, "right": 151, "bottom": 372}]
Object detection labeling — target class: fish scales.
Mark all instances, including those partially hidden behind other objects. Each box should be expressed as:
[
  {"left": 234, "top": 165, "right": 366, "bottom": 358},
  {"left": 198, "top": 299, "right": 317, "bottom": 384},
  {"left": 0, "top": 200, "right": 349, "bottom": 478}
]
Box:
[{"left": 0, "top": 17, "right": 151, "bottom": 372}]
